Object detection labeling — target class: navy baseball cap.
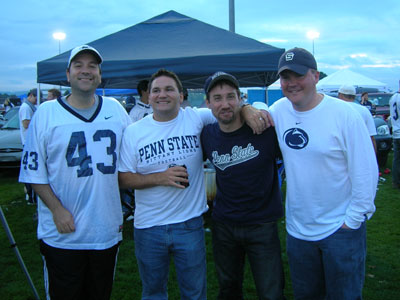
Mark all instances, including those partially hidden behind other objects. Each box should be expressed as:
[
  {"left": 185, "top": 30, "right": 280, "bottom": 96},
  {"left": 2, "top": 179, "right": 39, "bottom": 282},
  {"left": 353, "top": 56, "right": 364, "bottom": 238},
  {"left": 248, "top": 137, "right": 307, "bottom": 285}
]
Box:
[
  {"left": 204, "top": 71, "right": 240, "bottom": 93},
  {"left": 68, "top": 45, "right": 103, "bottom": 68},
  {"left": 278, "top": 47, "right": 317, "bottom": 76}
]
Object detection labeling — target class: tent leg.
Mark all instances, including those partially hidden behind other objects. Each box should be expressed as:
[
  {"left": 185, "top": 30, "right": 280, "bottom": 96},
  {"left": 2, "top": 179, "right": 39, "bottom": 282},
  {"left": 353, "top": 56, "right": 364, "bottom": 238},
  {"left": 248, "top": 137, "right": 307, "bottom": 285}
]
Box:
[
  {"left": 37, "top": 83, "right": 41, "bottom": 105},
  {"left": 0, "top": 206, "right": 40, "bottom": 300}
]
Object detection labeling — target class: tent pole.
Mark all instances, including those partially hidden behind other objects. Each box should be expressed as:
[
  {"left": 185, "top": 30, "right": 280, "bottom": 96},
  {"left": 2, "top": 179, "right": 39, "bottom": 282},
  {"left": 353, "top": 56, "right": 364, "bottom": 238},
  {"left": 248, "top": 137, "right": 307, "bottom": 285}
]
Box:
[
  {"left": 0, "top": 206, "right": 40, "bottom": 300},
  {"left": 37, "top": 83, "right": 41, "bottom": 105},
  {"left": 229, "top": 0, "right": 235, "bottom": 33}
]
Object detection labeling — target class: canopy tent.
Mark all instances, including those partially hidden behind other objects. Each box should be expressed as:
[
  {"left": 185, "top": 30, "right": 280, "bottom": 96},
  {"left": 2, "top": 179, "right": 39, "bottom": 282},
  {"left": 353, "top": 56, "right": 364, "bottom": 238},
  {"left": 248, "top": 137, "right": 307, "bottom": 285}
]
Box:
[
  {"left": 37, "top": 10, "right": 284, "bottom": 89},
  {"left": 95, "top": 89, "right": 137, "bottom": 96},
  {"left": 317, "top": 69, "right": 389, "bottom": 93}
]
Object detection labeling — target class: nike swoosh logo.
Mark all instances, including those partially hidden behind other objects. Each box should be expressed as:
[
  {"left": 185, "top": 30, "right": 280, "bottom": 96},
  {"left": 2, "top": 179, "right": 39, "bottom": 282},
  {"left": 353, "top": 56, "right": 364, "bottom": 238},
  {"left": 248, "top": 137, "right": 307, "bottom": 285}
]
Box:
[
  {"left": 105, "top": 116, "right": 113, "bottom": 120},
  {"left": 295, "top": 122, "right": 301, "bottom": 125}
]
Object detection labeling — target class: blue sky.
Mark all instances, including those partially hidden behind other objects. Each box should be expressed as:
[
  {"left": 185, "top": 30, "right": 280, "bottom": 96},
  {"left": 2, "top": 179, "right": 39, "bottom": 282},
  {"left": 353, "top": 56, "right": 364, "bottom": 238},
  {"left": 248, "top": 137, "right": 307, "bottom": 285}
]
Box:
[{"left": 2, "top": 0, "right": 399, "bottom": 93}]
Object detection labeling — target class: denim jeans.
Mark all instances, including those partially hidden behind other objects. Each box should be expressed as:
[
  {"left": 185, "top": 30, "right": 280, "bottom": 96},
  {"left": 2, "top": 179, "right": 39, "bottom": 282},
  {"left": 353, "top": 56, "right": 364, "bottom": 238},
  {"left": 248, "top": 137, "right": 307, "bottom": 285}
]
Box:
[
  {"left": 392, "top": 138, "right": 400, "bottom": 186},
  {"left": 134, "top": 216, "right": 207, "bottom": 300},
  {"left": 287, "top": 222, "right": 367, "bottom": 300},
  {"left": 212, "top": 220, "right": 285, "bottom": 300}
]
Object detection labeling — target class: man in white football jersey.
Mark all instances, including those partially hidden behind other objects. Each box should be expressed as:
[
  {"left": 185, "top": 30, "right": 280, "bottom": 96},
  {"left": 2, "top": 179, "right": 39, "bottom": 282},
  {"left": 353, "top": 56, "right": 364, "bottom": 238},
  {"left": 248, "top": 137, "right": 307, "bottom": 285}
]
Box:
[
  {"left": 19, "top": 45, "right": 131, "bottom": 300},
  {"left": 390, "top": 91, "right": 400, "bottom": 189},
  {"left": 129, "top": 79, "right": 152, "bottom": 122}
]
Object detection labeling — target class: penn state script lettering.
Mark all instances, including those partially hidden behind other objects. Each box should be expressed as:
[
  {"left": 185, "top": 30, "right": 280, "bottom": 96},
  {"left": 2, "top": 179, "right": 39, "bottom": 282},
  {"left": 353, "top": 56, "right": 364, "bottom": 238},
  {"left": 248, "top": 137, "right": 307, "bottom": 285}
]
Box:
[{"left": 212, "top": 143, "right": 259, "bottom": 171}]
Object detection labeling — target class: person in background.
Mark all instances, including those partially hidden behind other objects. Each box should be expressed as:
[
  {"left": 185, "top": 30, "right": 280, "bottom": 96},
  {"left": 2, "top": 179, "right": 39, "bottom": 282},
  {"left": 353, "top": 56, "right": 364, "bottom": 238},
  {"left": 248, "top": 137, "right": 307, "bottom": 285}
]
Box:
[
  {"left": 181, "top": 87, "right": 191, "bottom": 108},
  {"left": 389, "top": 91, "right": 400, "bottom": 190},
  {"left": 338, "top": 84, "right": 377, "bottom": 154},
  {"left": 47, "top": 88, "right": 61, "bottom": 101},
  {"left": 19, "top": 88, "right": 41, "bottom": 145},
  {"left": 3, "top": 98, "right": 15, "bottom": 113},
  {"left": 129, "top": 79, "right": 152, "bottom": 122},
  {"left": 360, "top": 91, "right": 375, "bottom": 114},
  {"left": 124, "top": 80, "right": 151, "bottom": 221},
  {"left": 19, "top": 88, "right": 41, "bottom": 204},
  {"left": 269, "top": 47, "right": 378, "bottom": 300},
  {"left": 118, "top": 68, "right": 268, "bottom": 300},
  {"left": 201, "top": 71, "right": 285, "bottom": 299},
  {"left": 19, "top": 45, "right": 131, "bottom": 300}
]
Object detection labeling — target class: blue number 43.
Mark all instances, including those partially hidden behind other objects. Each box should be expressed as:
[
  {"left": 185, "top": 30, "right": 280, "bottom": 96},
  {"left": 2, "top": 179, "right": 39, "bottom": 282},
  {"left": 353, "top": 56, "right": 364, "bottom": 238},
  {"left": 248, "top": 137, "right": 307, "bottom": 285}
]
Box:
[{"left": 66, "top": 130, "right": 116, "bottom": 177}]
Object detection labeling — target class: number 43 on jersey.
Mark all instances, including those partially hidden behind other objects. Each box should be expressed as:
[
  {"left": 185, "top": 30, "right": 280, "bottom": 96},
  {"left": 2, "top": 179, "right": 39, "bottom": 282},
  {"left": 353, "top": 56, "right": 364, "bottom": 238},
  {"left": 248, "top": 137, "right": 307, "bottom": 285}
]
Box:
[{"left": 23, "top": 130, "right": 117, "bottom": 178}]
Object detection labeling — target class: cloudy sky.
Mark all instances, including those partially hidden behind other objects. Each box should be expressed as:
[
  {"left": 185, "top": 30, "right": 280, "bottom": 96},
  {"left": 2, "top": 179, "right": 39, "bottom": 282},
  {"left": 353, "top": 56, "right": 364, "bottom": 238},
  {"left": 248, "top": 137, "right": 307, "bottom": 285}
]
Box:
[{"left": 2, "top": 0, "right": 399, "bottom": 93}]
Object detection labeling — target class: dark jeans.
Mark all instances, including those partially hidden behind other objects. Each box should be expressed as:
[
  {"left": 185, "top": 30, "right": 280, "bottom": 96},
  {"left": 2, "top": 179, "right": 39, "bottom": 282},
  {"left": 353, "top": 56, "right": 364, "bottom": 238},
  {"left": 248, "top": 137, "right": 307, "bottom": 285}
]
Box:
[
  {"left": 212, "top": 220, "right": 285, "bottom": 300},
  {"left": 287, "top": 222, "right": 367, "bottom": 300}
]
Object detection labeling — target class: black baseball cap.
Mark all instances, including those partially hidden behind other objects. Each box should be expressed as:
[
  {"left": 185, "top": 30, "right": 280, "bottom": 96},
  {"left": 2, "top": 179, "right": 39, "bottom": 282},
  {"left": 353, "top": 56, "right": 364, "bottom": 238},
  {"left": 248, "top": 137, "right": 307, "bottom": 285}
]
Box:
[
  {"left": 278, "top": 47, "right": 317, "bottom": 76},
  {"left": 204, "top": 71, "right": 240, "bottom": 93}
]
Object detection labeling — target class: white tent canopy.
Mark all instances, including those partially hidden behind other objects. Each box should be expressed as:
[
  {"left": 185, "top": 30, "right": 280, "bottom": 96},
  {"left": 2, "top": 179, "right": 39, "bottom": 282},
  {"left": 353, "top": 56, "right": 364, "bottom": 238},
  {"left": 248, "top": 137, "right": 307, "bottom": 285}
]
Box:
[{"left": 317, "top": 69, "right": 389, "bottom": 93}]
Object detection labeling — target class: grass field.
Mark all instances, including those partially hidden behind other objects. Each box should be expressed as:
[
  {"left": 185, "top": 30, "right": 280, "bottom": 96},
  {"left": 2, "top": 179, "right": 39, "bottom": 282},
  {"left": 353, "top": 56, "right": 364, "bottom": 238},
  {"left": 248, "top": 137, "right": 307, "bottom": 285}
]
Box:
[{"left": 0, "top": 154, "right": 399, "bottom": 300}]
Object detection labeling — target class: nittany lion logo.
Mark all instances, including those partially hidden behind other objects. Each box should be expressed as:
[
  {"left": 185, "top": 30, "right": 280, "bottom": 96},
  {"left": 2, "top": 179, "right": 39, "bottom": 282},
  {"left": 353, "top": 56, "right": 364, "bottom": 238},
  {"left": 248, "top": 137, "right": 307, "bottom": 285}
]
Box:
[{"left": 283, "top": 128, "right": 309, "bottom": 150}]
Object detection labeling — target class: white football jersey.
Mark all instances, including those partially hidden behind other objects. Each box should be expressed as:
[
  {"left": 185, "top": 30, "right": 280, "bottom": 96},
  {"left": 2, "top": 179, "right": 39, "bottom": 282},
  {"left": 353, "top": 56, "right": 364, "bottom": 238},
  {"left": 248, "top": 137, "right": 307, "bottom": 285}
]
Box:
[
  {"left": 128, "top": 99, "right": 153, "bottom": 123},
  {"left": 19, "top": 96, "right": 132, "bottom": 250}
]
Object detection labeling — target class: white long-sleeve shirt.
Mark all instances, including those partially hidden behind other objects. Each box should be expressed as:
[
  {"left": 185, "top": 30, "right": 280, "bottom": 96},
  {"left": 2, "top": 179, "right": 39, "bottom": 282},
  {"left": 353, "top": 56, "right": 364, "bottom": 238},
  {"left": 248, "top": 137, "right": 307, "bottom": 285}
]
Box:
[{"left": 270, "top": 95, "right": 378, "bottom": 241}]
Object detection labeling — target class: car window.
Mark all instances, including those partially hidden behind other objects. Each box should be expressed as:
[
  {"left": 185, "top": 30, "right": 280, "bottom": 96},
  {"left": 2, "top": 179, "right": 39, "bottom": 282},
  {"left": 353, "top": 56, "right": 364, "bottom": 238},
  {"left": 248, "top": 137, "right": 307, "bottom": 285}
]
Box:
[
  {"left": 370, "top": 95, "right": 391, "bottom": 106},
  {"left": 1, "top": 113, "right": 20, "bottom": 129},
  {"left": 355, "top": 94, "right": 392, "bottom": 106},
  {"left": 3, "top": 107, "right": 19, "bottom": 119}
]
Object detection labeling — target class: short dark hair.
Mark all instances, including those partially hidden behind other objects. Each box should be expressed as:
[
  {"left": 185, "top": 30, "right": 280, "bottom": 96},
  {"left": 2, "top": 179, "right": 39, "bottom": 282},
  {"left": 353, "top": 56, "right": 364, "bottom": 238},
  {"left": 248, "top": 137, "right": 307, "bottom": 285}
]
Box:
[
  {"left": 28, "top": 88, "right": 43, "bottom": 98},
  {"left": 206, "top": 79, "right": 241, "bottom": 101},
  {"left": 137, "top": 80, "right": 149, "bottom": 97},
  {"left": 149, "top": 69, "right": 183, "bottom": 93},
  {"left": 48, "top": 88, "right": 61, "bottom": 98},
  {"left": 362, "top": 92, "right": 368, "bottom": 97},
  {"left": 183, "top": 87, "right": 188, "bottom": 100}
]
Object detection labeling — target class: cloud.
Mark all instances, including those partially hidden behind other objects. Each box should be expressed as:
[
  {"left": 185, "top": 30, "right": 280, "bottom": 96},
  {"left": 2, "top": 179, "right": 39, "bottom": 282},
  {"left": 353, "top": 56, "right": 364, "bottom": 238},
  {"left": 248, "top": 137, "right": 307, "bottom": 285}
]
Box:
[
  {"left": 350, "top": 54, "right": 368, "bottom": 58},
  {"left": 362, "top": 63, "right": 400, "bottom": 68}
]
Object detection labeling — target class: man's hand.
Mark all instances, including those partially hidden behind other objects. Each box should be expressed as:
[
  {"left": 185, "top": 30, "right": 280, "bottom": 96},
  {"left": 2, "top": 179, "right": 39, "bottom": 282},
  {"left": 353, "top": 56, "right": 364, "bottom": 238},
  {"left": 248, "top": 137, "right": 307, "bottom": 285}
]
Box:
[
  {"left": 119, "top": 167, "right": 188, "bottom": 190},
  {"left": 31, "top": 183, "right": 76, "bottom": 234},
  {"left": 241, "top": 105, "right": 274, "bottom": 134},
  {"left": 52, "top": 206, "right": 75, "bottom": 234},
  {"left": 162, "top": 165, "right": 189, "bottom": 189}
]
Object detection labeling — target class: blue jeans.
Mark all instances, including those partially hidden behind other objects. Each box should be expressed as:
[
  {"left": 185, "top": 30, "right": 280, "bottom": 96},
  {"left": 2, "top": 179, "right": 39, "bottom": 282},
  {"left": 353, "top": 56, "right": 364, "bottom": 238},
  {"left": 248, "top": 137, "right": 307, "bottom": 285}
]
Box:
[
  {"left": 392, "top": 138, "right": 400, "bottom": 186},
  {"left": 212, "top": 220, "right": 284, "bottom": 300},
  {"left": 134, "top": 216, "right": 207, "bottom": 300},
  {"left": 287, "top": 222, "right": 367, "bottom": 300}
]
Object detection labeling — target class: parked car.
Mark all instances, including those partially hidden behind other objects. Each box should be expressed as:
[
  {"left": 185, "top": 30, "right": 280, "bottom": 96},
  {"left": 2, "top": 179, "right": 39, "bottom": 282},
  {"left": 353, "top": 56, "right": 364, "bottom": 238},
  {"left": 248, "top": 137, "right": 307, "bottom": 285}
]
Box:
[
  {"left": 374, "top": 116, "right": 392, "bottom": 167},
  {"left": 0, "top": 107, "right": 23, "bottom": 165},
  {"left": 356, "top": 92, "right": 393, "bottom": 121}
]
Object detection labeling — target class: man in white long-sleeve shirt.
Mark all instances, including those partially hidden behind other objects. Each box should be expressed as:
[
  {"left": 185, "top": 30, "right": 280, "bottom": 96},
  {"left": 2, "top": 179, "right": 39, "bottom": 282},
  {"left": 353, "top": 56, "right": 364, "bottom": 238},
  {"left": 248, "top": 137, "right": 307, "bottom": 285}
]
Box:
[{"left": 269, "top": 47, "right": 378, "bottom": 300}]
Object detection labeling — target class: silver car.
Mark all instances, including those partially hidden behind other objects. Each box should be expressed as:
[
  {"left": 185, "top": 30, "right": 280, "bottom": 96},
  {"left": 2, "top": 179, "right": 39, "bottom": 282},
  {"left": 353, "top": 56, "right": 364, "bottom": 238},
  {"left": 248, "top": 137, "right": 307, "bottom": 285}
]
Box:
[{"left": 0, "top": 107, "right": 23, "bottom": 163}]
